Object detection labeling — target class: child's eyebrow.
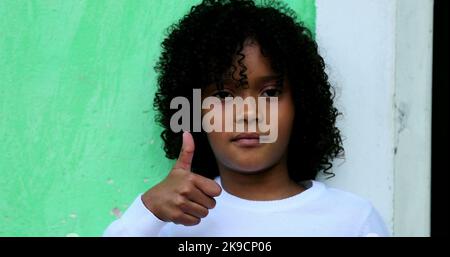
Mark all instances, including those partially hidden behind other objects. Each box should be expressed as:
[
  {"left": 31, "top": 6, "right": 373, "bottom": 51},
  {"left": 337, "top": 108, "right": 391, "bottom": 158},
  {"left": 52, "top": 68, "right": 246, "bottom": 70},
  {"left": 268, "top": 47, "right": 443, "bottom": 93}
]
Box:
[
  {"left": 221, "top": 74, "right": 282, "bottom": 86},
  {"left": 254, "top": 74, "right": 283, "bottom": 85}
]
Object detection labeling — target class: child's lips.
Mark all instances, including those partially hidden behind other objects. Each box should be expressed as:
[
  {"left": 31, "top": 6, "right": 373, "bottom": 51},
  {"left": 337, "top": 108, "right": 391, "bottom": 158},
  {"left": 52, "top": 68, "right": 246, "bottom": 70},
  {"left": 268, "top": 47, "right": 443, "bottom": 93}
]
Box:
[{"left": 231, "top": 133, "right": 261, "bottom": 147}]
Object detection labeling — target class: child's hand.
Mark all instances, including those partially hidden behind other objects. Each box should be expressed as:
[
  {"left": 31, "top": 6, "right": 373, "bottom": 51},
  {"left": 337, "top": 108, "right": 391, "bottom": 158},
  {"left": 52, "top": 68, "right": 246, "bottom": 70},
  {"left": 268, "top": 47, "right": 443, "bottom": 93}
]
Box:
[{"left": 142, "top": 131, "right": 222, "bottom": 226}]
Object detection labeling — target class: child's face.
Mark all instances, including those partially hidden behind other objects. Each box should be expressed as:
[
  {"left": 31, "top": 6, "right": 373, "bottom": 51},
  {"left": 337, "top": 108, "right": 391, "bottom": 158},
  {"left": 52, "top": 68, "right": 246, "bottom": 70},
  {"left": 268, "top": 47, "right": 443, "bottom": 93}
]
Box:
[{"left": 202, "top": 40, "right": 295, "bottom": 174}]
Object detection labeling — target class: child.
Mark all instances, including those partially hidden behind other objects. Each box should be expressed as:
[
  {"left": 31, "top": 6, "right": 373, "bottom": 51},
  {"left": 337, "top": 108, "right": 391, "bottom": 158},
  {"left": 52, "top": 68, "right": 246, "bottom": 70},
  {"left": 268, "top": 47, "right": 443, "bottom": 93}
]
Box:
[{"left": 103, "top": 0, "right": 389, "bottom": 236}]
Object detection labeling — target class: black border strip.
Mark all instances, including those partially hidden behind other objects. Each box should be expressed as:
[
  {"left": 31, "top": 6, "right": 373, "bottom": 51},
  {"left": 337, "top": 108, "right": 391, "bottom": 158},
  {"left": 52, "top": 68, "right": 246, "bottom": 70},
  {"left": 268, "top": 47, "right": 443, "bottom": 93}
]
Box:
[{"left": 431, "top": 0, "right": 449, "bottom": 237}]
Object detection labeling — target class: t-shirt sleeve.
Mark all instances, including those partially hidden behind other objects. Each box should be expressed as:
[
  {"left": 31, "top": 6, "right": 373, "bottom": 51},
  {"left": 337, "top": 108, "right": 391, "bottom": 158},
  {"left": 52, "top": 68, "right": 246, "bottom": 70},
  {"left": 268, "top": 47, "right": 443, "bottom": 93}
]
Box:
[
  {"left": 102, "top": 194, "right": 167, "bottom": 237},
  {"left": 358, "top": 206, "right": 390, "bottom": 237}
]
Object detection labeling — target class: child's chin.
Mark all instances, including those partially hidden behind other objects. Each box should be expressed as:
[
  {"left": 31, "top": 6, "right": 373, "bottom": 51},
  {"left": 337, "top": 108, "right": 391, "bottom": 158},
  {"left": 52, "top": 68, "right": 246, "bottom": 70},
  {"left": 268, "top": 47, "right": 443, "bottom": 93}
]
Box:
[{"left": 228, "top": 161, "right": 273, "bottom": 174}]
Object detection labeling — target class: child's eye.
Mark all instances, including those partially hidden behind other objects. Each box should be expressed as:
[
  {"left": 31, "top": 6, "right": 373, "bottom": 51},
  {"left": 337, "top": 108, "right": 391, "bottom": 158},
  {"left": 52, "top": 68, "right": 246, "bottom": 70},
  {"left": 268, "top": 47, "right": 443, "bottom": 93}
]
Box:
[
  {"left": 261, "top": 88, "right": 282, "bottom": 97},
  {"left": 212, "top": 90, "right": 234, "bottom": 99}
]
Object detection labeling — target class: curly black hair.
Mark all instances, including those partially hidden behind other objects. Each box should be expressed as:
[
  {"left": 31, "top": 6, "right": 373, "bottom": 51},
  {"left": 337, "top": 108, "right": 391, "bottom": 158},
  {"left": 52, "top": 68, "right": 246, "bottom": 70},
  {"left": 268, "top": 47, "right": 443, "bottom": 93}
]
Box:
[{"left": 153, "top": 0, "right": 344, "bottom": 182}]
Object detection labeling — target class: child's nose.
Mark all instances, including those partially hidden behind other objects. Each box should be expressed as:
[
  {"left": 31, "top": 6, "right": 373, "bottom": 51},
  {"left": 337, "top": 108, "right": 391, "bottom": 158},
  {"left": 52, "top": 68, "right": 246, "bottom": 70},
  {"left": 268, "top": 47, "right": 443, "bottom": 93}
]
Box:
[{"left": 234, "top": 97, "right": 263, "bottom": 128}]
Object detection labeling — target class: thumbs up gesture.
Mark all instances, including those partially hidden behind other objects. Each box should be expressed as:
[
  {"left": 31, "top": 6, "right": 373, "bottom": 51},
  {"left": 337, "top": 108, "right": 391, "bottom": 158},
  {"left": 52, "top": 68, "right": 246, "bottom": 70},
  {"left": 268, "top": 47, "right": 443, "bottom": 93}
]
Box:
[{"left": 142, "top": 131, "right": 222, "bottom": 226}]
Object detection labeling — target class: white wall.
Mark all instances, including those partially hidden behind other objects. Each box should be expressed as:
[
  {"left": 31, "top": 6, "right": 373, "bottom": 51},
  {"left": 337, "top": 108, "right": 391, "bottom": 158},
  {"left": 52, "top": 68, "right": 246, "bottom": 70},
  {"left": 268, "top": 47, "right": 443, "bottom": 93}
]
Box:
[
  {"left": 315, "top": 0, "right": 433, "bottom": 236},
  {"left": 393, "top": 0, "right": 433, "bottom": 237}
]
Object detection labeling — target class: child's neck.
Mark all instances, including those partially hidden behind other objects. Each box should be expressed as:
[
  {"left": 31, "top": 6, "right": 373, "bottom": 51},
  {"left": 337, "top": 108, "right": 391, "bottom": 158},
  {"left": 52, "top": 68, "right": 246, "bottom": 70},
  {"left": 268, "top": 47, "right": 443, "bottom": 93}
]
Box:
[{"left": 217, "top": 158, "right": 304, "bottom": 201}]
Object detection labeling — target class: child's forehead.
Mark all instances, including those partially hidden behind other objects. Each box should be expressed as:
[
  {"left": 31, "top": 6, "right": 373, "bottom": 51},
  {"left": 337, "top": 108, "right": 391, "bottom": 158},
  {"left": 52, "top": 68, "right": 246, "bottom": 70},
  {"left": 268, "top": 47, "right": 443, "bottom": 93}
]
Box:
[
  {"left": 203, "top": 73, "right": 284, "bottom": 93},
  {"left": 230, "top": 41, "right": 272, "bottom": 72},
  {"left": 202, "top": 39, "right": 285, "bottom": 90},
  {"left": 221, "top": 74, "right": 282, "bottom": 86}
]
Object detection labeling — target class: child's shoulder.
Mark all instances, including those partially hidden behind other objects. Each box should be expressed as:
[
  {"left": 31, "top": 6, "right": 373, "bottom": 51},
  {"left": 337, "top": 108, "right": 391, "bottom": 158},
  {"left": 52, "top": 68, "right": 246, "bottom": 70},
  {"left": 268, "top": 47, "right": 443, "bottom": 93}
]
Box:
[{"left": 311, "top": 181, "right": 389, "bottom": 236}]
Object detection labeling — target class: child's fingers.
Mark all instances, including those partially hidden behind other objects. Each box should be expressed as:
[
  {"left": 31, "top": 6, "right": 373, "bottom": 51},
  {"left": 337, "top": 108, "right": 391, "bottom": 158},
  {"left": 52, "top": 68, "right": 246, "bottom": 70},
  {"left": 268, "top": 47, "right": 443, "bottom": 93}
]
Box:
[
  {"left": 179, "top": 200, "right": 209, "bottom": 219},
  {"left": 174, "top": 131, "right": 195, "bottom": 170},
  {"left": 173, "top": 212, "right": 201, "bottom": 226},
  {"left": 192, "top": 173, "right": 222, "bottom": 198},
  {"left": 186, "top": 187, "right": 217, "bottom": 209}
]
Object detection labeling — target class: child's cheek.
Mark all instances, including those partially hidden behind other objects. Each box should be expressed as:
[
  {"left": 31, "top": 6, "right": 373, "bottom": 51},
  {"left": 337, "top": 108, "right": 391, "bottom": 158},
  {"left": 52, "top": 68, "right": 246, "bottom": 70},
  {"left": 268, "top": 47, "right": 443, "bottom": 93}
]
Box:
[{"left": 277, "top": 95, "right": 295, "bottom": 143}]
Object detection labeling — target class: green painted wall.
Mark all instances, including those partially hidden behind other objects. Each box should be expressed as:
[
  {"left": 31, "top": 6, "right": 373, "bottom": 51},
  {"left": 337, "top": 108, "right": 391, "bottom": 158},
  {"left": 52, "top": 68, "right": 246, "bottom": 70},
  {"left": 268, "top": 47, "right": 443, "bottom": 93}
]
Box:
[{"left": 0, "top": 0, "right": 315, "bottom": 236}]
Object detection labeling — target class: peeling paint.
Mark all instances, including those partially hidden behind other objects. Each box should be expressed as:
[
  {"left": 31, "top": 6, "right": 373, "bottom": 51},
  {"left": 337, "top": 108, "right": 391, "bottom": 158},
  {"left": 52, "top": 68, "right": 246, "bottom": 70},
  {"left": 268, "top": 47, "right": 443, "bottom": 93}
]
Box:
[
  {"left": 111, "top": 207, "right": 122, "bottom": 218},
  {"left": 395, "top": 102, "right": 408, "bottom": 134},
  {"left": 394, "top": 101, "right": 408, "bottom": 157}
]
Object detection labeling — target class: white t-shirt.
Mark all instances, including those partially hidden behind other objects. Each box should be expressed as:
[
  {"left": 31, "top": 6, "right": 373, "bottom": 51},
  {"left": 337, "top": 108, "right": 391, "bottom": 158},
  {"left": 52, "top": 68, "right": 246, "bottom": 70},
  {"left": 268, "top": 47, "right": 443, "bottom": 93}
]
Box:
[{"left": 103, "top": 177, "right": 389, "bottom": 237}]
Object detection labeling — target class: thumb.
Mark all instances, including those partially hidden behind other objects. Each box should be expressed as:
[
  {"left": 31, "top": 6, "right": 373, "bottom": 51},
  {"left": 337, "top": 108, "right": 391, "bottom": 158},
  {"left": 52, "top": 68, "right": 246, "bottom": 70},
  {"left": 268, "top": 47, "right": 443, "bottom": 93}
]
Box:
[{"left": 174, "top": 131, "right": 195, "bottom": 170}]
